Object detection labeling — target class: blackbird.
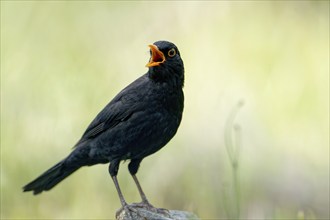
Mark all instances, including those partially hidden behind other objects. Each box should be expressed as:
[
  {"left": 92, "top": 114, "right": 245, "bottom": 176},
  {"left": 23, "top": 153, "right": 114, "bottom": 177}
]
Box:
[{"left": 23, "top": 41, "right": 184, "bottom": 213}]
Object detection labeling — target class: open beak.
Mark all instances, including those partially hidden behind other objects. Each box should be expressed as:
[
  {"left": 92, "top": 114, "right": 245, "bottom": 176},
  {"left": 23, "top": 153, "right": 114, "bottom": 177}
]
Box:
[{"left": 146, "top": 44, "right": 165, "bottom": 67}]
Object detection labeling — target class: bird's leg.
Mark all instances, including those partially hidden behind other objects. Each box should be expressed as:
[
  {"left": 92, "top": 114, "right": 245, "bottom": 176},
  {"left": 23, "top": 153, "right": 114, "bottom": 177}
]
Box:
[
  {"left": 131, "top": 174, "right": 170, "bottom": 216},
  {"left": 128, "top": 159, "right": 151, "bottom": 204},
  {"left": 128, "top": 159, "right": 170, "bottom": 217},
  {"left": 111, "top": 175, "right": 127, "bottom": 207},
  {"left": 131, "top": 174, "right": 150, "bottom": 205},
  {"left": 109, "top": 161, "right": 136, "bottom": 219}
]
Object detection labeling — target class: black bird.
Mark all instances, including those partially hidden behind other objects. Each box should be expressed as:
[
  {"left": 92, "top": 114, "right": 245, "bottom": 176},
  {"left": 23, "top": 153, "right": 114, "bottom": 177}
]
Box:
[{"left": 23, "top": 41, "right": 184, "bottom": 213}]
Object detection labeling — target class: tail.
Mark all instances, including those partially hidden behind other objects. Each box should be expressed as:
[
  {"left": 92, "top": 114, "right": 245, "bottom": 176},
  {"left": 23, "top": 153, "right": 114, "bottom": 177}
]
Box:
[{"left": 23, "top": 159, "right": 80, "bottom": 195}]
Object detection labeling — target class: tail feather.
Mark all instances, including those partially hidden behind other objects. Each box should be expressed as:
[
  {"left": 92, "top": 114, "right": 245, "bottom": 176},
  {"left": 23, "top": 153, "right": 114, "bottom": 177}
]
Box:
[{"left": 23, "top": 159, "right": 79, "bottom": 195}]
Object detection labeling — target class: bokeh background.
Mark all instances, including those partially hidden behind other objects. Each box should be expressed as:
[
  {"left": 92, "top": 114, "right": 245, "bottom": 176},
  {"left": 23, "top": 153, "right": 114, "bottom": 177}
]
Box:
[{"left": 1, "top": 1, "right": 329, "bottom": 219}]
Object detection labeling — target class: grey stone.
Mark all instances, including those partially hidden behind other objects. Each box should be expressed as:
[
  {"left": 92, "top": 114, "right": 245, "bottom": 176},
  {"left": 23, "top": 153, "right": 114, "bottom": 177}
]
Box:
[{"left": 116, "top": 204, "right": 199, "bottom": 220}]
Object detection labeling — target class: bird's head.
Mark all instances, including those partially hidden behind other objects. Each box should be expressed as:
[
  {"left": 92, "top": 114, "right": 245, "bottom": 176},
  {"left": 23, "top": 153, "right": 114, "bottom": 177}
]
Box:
[{"left": 146, "top": 41, "right": 184, "bottom": 87}]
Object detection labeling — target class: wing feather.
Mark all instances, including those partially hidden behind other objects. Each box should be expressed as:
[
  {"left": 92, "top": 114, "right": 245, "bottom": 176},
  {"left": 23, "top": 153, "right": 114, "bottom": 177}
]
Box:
[{"left": 74, "top": 74, "right": 148, "bottom": 147}]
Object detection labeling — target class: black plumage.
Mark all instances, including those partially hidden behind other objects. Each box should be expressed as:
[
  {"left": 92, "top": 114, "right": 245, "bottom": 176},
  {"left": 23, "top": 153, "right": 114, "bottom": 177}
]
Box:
[{"left": 23, "top": 40, "right": 184, "bottom": 211}]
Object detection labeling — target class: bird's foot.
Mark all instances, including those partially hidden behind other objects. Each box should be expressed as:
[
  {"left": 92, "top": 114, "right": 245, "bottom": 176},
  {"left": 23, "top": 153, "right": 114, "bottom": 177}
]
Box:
[
  {"left": 131, "top": 200, "right": 170, "bottom": 217},
  {"left": 116, "top": 203, "right": 138, "bottom": 220}
]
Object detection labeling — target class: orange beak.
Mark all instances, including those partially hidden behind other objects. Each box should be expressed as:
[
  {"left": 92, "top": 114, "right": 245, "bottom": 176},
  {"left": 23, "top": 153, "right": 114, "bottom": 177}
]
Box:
[{"left": 146, "top": 44, "right": 165, "bottom": 67}]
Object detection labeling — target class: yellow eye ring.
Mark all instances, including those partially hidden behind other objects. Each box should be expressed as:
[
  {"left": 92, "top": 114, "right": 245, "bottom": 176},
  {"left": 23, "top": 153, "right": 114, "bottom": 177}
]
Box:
[{"left": 168, "top": 48, "right": 176, "bottom": 57}]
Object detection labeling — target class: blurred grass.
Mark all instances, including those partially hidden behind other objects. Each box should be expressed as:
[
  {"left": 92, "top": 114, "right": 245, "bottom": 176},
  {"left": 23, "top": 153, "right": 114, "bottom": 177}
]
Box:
[{"left": 1, "top": 1, "right": 329, "bottom": 219}]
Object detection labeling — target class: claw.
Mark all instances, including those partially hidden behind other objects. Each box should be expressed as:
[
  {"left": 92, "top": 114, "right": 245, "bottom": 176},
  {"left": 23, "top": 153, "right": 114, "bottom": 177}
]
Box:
[
  {"left": 116, "top": 204, "right": 138, "bottom": 220},
  {"left": 130, "top": 201, "right": 170, "bottom": 217}
]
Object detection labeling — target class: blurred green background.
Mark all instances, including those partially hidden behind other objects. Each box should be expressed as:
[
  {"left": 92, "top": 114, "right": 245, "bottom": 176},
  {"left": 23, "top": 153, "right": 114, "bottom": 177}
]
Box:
[{"left": 1, "top": 1, "right": 329, "bottom": 219}]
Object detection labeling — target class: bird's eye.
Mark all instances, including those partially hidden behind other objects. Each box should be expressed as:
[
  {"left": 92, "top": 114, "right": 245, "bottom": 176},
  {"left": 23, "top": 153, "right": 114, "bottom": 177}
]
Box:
[{"left": 168, "top": 48, "right": 176, "bottom": 57}]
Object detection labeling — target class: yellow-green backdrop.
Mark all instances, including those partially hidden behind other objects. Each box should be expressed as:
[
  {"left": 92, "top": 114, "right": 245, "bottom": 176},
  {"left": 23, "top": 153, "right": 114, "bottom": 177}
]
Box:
[{"left": 1, "top": 1, "right": 329, "bottom": 219}]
